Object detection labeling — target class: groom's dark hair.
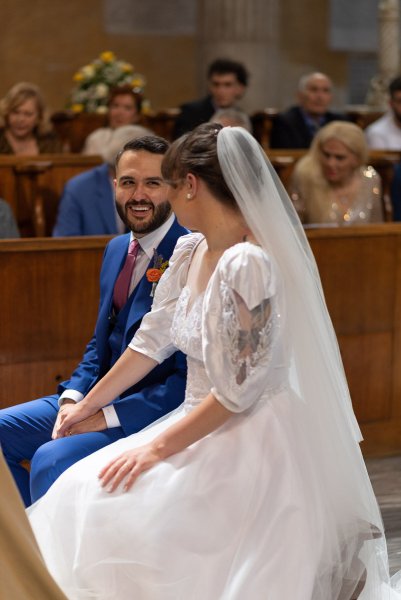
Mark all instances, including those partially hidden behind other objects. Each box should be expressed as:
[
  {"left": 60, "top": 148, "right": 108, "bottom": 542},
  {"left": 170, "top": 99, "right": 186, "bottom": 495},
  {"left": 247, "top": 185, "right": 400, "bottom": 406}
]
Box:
[{"left": 115, "top": 135, "right": 169, "bottom": 167}]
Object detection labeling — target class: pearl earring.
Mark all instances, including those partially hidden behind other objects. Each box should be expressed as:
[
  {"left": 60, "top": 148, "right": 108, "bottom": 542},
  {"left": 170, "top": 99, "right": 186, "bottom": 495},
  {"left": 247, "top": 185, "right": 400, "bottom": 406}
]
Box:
[{"left": 186, "top": 193, "right": 192, "bottom": 199}]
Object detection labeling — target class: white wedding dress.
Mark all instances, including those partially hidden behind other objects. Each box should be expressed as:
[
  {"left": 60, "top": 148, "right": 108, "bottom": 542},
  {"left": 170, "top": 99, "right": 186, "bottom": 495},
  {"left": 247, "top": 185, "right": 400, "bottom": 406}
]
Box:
[{"left": 28, "top": 233, "right": 399, "bottom": 600}]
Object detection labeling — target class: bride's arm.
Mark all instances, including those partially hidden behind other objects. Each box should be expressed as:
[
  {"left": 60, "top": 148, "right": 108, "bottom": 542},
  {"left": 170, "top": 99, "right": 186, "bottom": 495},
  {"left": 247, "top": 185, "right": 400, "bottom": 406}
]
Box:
[
  {"left": 53, "top": 348, "right": 157, "bottom": 439},
  {"left": 99, "top": 393, "right": 232, "bottom": 492}
]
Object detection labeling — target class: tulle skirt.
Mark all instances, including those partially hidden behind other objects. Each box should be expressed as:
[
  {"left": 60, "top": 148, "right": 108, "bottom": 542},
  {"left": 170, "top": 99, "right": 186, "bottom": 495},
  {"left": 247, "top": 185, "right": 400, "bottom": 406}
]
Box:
[{"left": 28, "top": 389, "right": 400, "bottom": 600}]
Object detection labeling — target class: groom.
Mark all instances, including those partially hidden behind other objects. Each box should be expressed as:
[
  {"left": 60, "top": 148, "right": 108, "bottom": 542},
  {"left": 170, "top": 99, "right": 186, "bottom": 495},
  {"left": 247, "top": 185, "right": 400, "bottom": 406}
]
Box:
[{"left": 0, "top": 135, "right": 188, "bottom": 506}]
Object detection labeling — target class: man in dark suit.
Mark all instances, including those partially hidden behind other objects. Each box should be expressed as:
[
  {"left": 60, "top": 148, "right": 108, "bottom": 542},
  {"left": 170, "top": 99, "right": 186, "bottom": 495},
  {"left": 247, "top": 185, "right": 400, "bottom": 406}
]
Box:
[
  {"left": 269, "top": 72, "right": 347, "bottom": 149},
  {"left": 0, "top": 135, "right": 188, "bottom": 506},
  {"left": 53, "top": 124, "right": 151, "bottom": 236},
  {"left": 173, "top": 58, "right": 249, "bottom": 139}
]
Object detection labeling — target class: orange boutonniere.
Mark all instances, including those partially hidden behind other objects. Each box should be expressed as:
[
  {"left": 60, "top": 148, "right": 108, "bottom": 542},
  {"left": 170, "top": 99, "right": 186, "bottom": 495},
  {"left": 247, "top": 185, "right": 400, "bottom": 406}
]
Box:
[{"left": 146, "top": 250, "right": 169, "bottom": 297}]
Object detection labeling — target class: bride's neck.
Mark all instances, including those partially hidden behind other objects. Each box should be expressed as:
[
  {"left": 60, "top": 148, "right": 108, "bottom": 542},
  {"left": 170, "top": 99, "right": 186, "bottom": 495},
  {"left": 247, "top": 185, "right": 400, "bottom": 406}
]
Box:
[{"left": 202, "top": 213, "right": 251, "bottom": 253}]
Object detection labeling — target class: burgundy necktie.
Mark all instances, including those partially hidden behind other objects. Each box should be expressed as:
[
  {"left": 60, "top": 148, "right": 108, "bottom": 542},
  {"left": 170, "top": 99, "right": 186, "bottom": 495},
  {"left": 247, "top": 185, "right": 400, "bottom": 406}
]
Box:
[{"left": 113, "top": 239, "right": 140, "bottom": 312}]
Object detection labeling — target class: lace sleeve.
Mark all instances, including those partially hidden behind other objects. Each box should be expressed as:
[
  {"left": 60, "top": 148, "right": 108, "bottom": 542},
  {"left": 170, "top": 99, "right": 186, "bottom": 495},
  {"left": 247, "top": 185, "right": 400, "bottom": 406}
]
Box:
[
  {"left": 203, "top": 243, "right": 284, "bottom": 413},
  {"left": 129, "top": 232, "right": 204, "bottom": 363}
]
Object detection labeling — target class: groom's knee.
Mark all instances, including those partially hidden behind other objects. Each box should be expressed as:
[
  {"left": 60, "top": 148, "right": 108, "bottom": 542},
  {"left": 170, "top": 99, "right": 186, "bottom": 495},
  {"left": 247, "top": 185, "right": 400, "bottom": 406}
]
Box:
[{"left": 30, "top": 438, "right": 79, "bottom": 502}]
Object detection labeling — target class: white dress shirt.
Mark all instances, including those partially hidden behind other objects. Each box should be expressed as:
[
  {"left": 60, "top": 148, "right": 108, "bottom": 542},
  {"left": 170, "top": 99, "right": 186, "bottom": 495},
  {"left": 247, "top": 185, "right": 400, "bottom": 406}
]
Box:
[{"left": 365, "top": 112, "right": 401, "bottom": 150}]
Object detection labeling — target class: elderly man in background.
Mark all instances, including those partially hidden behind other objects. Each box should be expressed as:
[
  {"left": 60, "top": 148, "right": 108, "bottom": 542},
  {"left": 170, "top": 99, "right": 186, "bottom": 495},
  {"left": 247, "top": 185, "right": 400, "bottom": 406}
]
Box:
[
  {"left": 365, "top": 76, "right": 401, "bottom": 150},
  {"left": 269, "top": 72, "right": 347, "bottom": 149}
]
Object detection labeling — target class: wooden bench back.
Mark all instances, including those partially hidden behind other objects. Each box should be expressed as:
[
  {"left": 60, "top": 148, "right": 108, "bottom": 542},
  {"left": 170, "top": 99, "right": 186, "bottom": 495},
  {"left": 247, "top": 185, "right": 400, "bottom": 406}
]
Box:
[
  {"left": 0, "top": 154, "right": 102, "bottom": 237},
  {"left": 1, "top": 227, "right": 401, "bottom": 455},
  {"left": 308, "top": 223, "right": 401, "bottom": 456},
  {"left": 0, "top": 236, "right": 109, "bottom": 407}
]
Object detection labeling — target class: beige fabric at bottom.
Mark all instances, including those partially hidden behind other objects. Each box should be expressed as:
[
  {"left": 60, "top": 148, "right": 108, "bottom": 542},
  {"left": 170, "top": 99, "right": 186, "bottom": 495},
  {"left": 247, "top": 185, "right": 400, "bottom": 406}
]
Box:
[{"left": 0, "top": 452, "right": 67, "bottom": 600}]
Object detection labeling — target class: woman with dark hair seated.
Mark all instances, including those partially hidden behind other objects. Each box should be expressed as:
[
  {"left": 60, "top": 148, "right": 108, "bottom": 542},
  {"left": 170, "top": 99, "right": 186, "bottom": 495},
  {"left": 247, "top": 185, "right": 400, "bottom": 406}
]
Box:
[
  {"left": 0, "top": 82, "right": 63, "bottom": 155},
  {"left": 82, "top": 85, "right": 148, "bottom": 156}
]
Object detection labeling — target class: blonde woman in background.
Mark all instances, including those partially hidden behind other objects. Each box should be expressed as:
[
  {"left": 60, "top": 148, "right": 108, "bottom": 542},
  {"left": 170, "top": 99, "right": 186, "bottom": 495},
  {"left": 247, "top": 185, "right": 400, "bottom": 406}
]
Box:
[
  {"left": 0, "top": 82, "right": 63, "bottom": 155},
  {"left": 290, "top": 121, "right": 383, "bottom": 226}
]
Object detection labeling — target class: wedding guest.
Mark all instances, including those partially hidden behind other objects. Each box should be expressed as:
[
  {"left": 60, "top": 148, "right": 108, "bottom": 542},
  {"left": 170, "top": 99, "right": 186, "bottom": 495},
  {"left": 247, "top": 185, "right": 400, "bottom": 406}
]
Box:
[
  {"left": 210, "top": 107, "right": 252, "bottom": 132},
  {"left": 290, "top": 120, "right": 383, "bottom": 225},
  {"left": 0, "top": 135, "right": 187, "bottom": 507},
  {"left": 28, "top": 124, "right": 399, "bottom": 599},
  {"left": 82, "top": 85, "right": 144, "bottom": 156},
  {"left": 0, "top": 82, "right": 63, "bottom": 155},
  {"left": 0, "top": 198, "right": 20, "bottom": 238},
  {"left": 53, "top": 124, "right": 151, "bottom": 236},
  {"left": 173, "top": 58, "right": 249, "bottom": 138},
  {"left": 270, "top": 72, "right": 347, "bottom": 149},
  {"left": 365, "top": 76, "right": 401, "bottom": 150}
]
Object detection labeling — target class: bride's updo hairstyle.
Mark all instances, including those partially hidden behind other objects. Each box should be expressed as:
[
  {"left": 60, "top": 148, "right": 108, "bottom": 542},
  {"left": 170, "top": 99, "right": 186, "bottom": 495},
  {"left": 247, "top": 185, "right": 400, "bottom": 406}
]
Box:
[{"left": 162, "top": 123, "right": 237, "bottom": 209}]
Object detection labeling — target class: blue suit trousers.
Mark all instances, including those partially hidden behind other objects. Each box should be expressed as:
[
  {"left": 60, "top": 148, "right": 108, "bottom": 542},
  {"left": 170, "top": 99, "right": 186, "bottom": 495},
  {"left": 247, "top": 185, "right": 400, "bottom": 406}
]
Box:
[{"left": 0, "top": 396, "right": 125, "bottom": 506}]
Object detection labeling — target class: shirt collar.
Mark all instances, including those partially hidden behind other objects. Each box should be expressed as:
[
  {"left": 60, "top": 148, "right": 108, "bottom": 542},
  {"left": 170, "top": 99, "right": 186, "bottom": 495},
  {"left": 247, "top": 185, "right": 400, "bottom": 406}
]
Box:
[
  {"left": 129, "top": 213, "right": 175, "bottom": 259},
  {"left": 300, "top": 108, "right": 326, "bottom": 131}
]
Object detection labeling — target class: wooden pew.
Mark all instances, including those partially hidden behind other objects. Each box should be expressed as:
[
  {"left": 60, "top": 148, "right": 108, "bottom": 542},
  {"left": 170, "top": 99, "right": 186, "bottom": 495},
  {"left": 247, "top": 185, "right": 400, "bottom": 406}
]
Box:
[
  {"left": 1, "top": 226, "right": 401, "bottom": 456},
  {"left": 0, "top": 236, "right": 110, "bottom": 407},
  {"left": 142, "top": 109, "right": 181, "bottom": 141},
  {"left": 308, "top": 223, "right": 401, "bottom": 456},
  {"left": 51, "top": 109, "right": 181, "bottom": 151},
  {"left": 50, "top": 106, "right": 386, "bottom": 154},
  {"left": 0, "top": 154, "right": 102, "bottom": 237},
  {"left": 51, "top": 111, "right": 107, "bottom": 152},
  {"left": 251, "top": 108, "right": 385, "bottom": 149},
  {"left": 251, "top": 108, "right": 278, "bottom": 148}
]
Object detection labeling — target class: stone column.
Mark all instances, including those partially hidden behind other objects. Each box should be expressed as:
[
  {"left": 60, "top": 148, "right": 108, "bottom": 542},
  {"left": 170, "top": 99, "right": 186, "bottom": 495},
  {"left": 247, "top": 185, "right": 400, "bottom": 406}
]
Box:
[
  {"left": 366, "top": 0, "right": 400, "bottom": 109},
  {"left": 197, "top": 0, "right": 281, "bottom": 112}
]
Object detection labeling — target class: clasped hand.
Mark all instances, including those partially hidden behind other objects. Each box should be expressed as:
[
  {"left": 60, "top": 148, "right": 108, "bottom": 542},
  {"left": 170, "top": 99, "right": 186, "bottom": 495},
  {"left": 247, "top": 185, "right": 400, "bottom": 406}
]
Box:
[{"left": 52, "top": 402, "right": 95, "bottom": 439}]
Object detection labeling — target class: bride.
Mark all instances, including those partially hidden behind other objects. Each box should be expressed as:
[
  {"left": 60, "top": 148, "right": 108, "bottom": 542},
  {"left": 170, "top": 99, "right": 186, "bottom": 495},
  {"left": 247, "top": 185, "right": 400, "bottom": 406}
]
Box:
[{"left": 29, "top": 124, "right": 400, "bottom": 599}]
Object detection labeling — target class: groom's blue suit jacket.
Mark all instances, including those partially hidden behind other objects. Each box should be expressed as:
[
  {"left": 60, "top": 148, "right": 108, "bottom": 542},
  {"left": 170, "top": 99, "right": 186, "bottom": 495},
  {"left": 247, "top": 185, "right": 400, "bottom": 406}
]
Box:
[{"left": 58, "top": 218, "right": 188, "bottom": 435}]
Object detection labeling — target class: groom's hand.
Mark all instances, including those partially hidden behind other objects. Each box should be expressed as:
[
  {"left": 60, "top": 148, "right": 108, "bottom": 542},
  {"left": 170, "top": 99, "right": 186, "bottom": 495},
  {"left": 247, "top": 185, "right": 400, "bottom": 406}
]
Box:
[
  {"left": 52, "top": 399, "right": 76, "bottom": 439},
  {"left": 67, "top": 410, "right": 107, "bottom": 435}
]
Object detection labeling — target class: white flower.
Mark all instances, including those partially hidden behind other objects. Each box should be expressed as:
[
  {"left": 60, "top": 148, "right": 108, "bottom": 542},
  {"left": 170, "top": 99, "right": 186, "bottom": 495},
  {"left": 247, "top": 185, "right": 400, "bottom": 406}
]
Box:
[
  {"left": 82, "top": 65, "right": 95, "bottom": 79},
  {"left": 94, "top": 83, "right": 109, "bottom": 99}
]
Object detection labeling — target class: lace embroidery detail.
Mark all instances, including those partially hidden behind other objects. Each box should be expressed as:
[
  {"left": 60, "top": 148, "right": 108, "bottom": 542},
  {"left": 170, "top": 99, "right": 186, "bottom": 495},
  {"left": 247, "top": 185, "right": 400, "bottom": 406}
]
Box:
[
  {"left": 219, "top": 281, "right": 277, "bottom": 386},
  {"left": 171, "top": 286, "right": 204, "bottom": 360},
  {"left": 171, "top": 287, "right": 209, "bottom": 409}
]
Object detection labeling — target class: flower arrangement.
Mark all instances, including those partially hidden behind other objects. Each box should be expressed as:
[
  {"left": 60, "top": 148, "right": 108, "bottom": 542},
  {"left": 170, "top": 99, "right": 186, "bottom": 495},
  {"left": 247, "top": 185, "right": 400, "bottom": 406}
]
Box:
[
  {"left": 68, "top": 51, "right": 146, "bottom": 114},
  {"left": 146, "top": 251, "right": 169, "bottom": 297}
]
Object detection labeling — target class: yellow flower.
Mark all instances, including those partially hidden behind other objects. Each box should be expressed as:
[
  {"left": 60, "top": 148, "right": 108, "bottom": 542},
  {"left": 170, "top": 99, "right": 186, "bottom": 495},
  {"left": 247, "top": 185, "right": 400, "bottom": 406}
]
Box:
[
  {"left": 100, "top": 51, "right": 115, "bottom": 63},
  {"left": 140, "top": 99, "right": 152, "bottom": 115},
  {"left": 121, "top": 62, "right": 133, "bottom": 73},
  {"left": 73, "top": 72, "right": 84, "bottom": 82},
  {"left": 131, "top": 76, "right": 145, "bottom": 88},
  {"left": 71, "top": 103, "right": 84, "bottom": 113}
]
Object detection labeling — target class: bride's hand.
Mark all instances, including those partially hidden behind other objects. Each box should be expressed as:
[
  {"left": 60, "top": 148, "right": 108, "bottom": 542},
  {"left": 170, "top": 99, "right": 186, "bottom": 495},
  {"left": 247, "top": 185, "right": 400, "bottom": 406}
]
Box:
[
  {"left": 98, "top": 444, "right": 162, "bottom": 492},
  {"left": 52, "top": 401, "right": 94, "bottom": 439}
]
